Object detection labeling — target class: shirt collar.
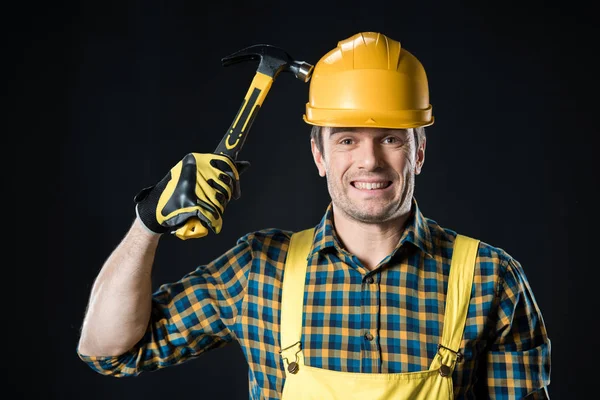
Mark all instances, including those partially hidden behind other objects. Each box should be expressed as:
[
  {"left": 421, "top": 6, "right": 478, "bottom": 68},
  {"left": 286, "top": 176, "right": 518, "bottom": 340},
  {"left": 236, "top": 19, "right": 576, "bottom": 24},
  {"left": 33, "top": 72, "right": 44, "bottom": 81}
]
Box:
[{"left": 309, "top": 198, "right": 434, "bottom": 259}]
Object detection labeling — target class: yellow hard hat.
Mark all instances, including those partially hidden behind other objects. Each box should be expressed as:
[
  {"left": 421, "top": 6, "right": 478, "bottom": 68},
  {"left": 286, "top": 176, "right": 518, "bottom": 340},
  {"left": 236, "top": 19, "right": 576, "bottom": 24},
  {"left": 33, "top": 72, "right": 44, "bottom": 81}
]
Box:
[{"left": 303, "top": 32, "right": 434, "bottom": 129}]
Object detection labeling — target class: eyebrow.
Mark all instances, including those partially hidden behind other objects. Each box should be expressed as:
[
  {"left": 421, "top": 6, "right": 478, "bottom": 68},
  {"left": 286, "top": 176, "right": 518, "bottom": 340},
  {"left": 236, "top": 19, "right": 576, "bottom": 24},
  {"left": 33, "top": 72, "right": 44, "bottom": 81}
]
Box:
[{"left": 327, "top": 127, "right": 354, "bottom": 137}]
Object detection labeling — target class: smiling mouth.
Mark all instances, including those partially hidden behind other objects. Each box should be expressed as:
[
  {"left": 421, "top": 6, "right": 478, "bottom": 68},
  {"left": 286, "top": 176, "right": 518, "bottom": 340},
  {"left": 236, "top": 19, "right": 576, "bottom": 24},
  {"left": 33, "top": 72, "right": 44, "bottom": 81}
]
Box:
[{"left": 351, "top": 181, "right": 392, "bottom": 190}]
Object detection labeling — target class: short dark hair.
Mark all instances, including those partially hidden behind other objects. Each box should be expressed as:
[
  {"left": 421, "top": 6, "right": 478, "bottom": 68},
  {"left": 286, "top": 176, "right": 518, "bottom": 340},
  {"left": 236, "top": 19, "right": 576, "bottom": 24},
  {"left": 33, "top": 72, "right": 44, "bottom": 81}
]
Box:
[
  {"left": 310, "top": 125, "right": 324, "bottom": 153},
  {"left": 310, "top": 125, "right": 426, "bottom": 155}
]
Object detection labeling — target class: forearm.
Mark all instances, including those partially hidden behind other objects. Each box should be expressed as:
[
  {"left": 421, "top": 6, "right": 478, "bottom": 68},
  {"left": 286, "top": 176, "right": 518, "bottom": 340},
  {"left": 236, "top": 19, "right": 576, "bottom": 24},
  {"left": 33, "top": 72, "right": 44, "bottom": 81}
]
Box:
[{"left": 78, "top": 217, "right": 161, "bottom": 357}]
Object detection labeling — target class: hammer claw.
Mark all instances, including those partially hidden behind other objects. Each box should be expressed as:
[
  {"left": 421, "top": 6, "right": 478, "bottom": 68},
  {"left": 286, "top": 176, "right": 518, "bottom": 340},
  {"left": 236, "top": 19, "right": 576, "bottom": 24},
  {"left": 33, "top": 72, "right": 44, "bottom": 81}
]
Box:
[{"left": 221, "top": 45, "right": 263, "bottom": 67}]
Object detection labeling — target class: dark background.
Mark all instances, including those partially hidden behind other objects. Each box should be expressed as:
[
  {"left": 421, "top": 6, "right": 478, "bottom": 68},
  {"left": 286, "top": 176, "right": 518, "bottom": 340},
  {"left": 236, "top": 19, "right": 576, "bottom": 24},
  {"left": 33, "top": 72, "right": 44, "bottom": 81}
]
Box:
[{"left": 11, "top": 0, "right": 597, "bottom": 398}]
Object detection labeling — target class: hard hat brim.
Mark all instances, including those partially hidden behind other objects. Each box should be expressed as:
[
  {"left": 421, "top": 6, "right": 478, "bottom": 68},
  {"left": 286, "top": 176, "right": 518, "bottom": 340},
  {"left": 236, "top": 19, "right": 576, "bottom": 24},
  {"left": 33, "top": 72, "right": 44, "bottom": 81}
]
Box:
[{"left": 303, "top": 105, "right": 434, "bottom": 129}]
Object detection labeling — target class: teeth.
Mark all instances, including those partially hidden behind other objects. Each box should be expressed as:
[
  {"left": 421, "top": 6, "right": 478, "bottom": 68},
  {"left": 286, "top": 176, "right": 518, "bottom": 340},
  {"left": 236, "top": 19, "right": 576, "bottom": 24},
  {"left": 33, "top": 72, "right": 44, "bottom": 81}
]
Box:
[{"left": 354, "top": 181, "right": 388, "bottom": 190}]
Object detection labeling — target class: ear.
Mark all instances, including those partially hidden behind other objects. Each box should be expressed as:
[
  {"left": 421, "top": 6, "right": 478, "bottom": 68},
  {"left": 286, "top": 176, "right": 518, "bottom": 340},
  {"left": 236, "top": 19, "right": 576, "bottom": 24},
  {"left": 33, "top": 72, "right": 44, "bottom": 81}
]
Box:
[
  {"left": 311, "top": 138, "right": 326, "bottom": 177},
  {"left": 415, "top": 137, "right": 426, "bottom": 175}
]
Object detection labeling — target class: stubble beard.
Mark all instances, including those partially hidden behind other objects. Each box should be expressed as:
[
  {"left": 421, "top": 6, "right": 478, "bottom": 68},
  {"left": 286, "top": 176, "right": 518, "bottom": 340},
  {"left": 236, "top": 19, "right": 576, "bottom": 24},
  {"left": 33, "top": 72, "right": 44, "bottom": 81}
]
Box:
[{"left": 326, "top": 171, "right": 415, "bottom": 224}]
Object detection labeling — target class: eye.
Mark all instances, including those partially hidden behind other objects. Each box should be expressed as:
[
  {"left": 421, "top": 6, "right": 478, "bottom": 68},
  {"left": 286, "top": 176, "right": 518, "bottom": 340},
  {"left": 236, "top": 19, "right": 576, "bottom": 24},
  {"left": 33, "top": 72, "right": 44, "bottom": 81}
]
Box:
[
  {"left": 383, "top": 136, "right": 399, "bottom": 144},
  {"left": 339, "top": 138, "right": 354, "bottom": 145}
]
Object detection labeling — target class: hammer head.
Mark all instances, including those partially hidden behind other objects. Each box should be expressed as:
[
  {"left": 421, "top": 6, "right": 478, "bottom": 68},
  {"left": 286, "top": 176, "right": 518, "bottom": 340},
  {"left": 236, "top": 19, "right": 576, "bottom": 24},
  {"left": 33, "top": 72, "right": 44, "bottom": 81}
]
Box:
[{"left": 222, "top": 44, "right": 314, "bottom": 82}]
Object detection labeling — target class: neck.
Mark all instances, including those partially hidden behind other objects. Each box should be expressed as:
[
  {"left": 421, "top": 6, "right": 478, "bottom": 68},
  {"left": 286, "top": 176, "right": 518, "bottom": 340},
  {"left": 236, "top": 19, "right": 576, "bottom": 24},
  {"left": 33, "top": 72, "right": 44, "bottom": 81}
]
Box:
[{"left": 332, "top": 206, "right": 411, "bottom": 271}]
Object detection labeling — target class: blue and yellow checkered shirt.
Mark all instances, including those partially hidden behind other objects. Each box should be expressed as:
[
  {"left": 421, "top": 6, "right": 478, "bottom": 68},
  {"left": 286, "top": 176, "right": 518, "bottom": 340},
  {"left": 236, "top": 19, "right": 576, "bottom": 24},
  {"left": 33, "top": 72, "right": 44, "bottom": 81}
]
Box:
[{"left": 78, "top": 200, "right": 551, "bottom": 399}]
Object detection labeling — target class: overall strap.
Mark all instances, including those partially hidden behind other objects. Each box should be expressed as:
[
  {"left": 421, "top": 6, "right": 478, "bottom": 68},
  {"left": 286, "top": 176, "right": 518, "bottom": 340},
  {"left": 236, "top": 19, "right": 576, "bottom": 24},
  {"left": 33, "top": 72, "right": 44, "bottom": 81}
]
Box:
[
  {"left": 434, "top": 234, "right": 480, "bottom": 369},
  {"left": 279, "top": 228, "right": 315, "bottom": 370}
]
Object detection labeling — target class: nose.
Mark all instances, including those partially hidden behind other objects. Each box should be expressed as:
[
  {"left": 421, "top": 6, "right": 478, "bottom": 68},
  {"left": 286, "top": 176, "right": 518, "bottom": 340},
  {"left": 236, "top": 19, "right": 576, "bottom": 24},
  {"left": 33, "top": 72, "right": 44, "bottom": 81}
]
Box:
[{"left": 355, "top": 140, "right": 384, "bottom": 171}]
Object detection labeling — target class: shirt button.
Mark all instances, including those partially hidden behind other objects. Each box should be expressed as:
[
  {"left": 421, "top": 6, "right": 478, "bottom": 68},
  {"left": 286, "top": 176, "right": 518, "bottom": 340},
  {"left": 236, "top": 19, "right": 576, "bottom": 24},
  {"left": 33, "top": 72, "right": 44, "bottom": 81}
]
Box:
[
  {"left": 366, "top": 276, "right": 374, "bottom": 284},
  {"left": 364, "top": 332, "right": 374, "bottom": 341}
]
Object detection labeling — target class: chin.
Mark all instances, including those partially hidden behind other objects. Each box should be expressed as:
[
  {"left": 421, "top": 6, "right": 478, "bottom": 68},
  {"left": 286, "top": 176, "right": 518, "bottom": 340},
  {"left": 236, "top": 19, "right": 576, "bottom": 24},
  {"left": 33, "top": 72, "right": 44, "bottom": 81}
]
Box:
[{"left": 347, "top": 207, "right": 397, "bottom": 223}]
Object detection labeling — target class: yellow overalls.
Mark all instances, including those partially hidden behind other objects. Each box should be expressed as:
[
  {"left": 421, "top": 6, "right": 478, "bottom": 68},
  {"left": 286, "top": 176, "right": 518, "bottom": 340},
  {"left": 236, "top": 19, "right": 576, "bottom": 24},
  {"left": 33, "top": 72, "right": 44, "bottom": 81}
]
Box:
[{"left": 279, "top": 228, "right": 480, "bottom": 400}]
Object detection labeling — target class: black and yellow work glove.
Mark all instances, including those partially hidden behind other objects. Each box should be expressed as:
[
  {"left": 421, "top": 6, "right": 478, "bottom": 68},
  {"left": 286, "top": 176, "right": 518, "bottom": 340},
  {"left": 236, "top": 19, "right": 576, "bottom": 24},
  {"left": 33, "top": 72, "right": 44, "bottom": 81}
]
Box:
[{"left": 134, "top": 153, "right": 250, "bottom": 240}]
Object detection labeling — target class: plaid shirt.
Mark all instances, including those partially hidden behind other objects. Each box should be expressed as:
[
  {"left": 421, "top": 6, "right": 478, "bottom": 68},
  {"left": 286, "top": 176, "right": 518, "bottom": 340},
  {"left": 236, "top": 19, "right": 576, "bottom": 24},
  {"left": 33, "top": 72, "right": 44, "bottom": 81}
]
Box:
[{"left": 78, "top": 199, "right": 551, "bottom": 399}]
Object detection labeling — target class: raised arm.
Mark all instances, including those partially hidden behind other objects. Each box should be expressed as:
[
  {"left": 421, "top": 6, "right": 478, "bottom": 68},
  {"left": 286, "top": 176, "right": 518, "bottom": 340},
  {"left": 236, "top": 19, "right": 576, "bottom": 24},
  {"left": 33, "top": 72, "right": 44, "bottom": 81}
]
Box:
[{"left": 77, "top": 152, "right": 248, "bottom": 357}]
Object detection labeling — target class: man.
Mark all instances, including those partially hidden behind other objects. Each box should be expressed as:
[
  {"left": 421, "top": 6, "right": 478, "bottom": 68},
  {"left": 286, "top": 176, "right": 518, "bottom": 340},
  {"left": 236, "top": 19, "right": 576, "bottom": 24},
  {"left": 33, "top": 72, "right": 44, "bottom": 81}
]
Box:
[{"left": 77, "top": 32, "right": 551, "bottom": 399}]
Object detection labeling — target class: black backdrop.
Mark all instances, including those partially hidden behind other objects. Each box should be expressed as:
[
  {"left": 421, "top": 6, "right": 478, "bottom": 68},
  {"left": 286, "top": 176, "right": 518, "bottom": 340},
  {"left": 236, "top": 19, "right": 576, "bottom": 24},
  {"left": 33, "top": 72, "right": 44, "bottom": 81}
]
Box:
[{"left": 11, "top": 0, "right": 598, "bottom": 399}]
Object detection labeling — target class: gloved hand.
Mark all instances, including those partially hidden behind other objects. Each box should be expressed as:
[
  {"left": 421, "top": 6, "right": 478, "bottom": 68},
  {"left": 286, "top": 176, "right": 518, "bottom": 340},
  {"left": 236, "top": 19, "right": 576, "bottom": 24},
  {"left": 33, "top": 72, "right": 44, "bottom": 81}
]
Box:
[{"left": 134, "top": 153, "right": 250, "bottom": 240}]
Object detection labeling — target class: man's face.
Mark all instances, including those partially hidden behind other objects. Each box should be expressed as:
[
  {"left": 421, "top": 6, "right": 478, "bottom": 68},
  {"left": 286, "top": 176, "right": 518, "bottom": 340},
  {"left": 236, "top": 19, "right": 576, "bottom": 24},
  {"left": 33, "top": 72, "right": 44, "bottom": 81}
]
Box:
[{"left": 311, "top": 127, "right": 425, "bottom": 224}]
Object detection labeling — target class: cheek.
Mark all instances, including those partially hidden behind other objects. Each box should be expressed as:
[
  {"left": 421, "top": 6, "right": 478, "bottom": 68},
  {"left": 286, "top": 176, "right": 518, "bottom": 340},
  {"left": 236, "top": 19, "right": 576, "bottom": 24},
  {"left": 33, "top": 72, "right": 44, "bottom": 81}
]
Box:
[
  {"left": 328, "top": 155, "right": 353, "bottom": 181},
  {"left": 401, "top": 159, "right": 414, "bottom": 174},
  {"left": 401, "top": 146, "right": 415, "bottom": 161},
  {"left": 396, "top": 151, "right": 415, "bottom": 172}
]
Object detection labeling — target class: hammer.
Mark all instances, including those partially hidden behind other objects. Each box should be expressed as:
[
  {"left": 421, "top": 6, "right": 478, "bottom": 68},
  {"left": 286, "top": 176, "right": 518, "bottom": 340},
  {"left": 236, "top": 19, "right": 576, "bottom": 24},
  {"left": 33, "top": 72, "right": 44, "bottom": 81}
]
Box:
[
  {"left": 175, "top": 44, "right": 313, "bottom": 239},
  {"left": 213, "top": 44, "right": 314, "bottom": 161}
]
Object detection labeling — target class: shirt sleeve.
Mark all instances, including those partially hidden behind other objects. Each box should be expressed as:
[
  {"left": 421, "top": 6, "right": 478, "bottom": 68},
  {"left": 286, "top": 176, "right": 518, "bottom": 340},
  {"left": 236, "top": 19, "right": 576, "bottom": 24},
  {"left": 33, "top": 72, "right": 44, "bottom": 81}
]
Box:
[
  {"left": 485, "top": 257, "right": 552, "bottom": 398},
  {"left": 77, "top": 234, "right": 255, "bottom": 377}
]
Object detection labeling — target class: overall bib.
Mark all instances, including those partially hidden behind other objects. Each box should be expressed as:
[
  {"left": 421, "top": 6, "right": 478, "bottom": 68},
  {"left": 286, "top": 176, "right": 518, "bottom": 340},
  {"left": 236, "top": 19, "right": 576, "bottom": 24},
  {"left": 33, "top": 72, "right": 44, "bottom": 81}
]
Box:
[{"left": 279, "top": 229, "right": 480, "bottom": 400}]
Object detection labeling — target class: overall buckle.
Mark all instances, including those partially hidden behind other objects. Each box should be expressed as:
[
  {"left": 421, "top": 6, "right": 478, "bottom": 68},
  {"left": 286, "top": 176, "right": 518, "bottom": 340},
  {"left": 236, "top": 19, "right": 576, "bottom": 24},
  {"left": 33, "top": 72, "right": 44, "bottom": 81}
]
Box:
[
  {"left": 437, "top": 343, "right": 463, "bottom": 377},
  {"left": 279, "top": 341, "right": 302, "bottom": 374}
]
